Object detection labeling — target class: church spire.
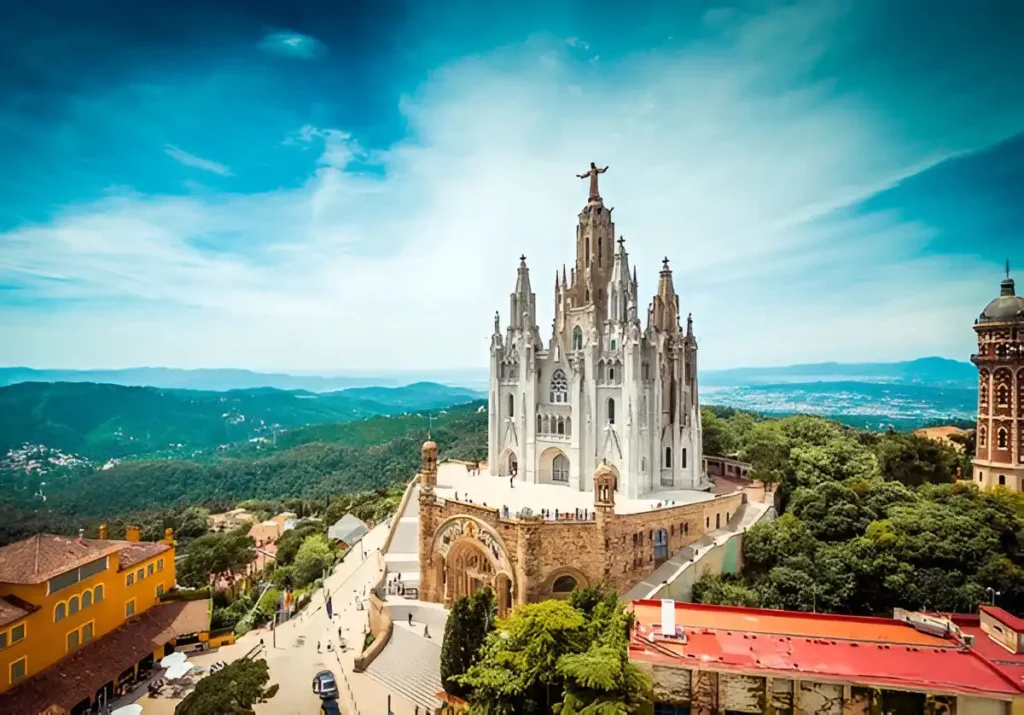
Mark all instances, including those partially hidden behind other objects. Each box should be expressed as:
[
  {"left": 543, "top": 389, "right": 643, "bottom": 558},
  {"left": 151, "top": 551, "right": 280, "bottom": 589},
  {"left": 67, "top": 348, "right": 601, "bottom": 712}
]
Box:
[
  {"left": 509, "top": 254, "right": 538, "bottom": 338},
  {"left": 650, "top": 257, "right": 680, "bottom": 333}
]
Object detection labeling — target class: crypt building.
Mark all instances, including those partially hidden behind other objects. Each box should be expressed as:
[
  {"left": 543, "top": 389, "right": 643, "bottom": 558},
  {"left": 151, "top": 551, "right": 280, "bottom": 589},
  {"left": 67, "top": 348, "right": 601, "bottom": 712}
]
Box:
[
  {"left": 487, "top": 163, "right": 706, "bottom": 496},
  {"left": 971, "top": 263, "right": 1024, "bottom": 492}
]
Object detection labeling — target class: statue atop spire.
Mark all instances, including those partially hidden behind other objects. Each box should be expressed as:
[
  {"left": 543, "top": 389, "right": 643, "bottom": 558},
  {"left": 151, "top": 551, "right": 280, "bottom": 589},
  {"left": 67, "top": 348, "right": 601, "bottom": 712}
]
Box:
[{"left": 577, "top": 162, "right": 609, "bottom": 202}]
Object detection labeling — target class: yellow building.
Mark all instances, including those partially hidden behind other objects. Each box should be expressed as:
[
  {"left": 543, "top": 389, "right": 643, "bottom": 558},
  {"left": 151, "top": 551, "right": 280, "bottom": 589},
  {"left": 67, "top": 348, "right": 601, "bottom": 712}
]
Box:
[{"left": 0, "top": 526, "right": 210, "bottom": 715}]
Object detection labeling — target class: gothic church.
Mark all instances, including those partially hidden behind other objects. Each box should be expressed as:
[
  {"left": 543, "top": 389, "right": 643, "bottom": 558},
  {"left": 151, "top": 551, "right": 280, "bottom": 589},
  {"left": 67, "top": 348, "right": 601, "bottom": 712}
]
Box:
[{"left": 487, "top": 164, "right": 706, "bottom": 497}]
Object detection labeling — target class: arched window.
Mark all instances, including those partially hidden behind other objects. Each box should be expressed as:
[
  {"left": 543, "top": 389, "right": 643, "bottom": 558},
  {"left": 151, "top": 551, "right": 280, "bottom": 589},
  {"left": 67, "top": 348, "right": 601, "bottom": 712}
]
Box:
[
  {"left": 507, "top": 394, "right": 514, "bottom": 418},
  {"left": 641, "top": 458, "right": 647, "bottom": 473},
  {"left": 979, "top": 426, "right": 987, "bottom": 446},
  {"left": 608, "top": 366, "right": 615, "bottom": 383},
  {"left": 682, "top": 448, "right": 687, "bottom": 469},
  {"left": 998, "top": 428, "right": 1008, "bottom": 449},
  {"left": 565, "top": 416, "right": 571, "bottom": 435},
  {"left": 82, "top": 590, "right": 92, "bottom": 609},
  {"left": 610, "top": 339, "right": 617, "bottom": 351},
  {"left": 54, "top": 602, "right": 66, "bottom": 622},
  {"left": 572, "top": 326, "right": 583, "bottom": 350},
  {"left": 553, "top": 454, "right": 569, "bottom": 482},
  {"left": 665, "top": 447, "right": 672, "bottom": 468},
  {"left": 552, "top": 575, "right": 577, "bottom": 593},
  {"left": 550, "top": 369, "right": 568, "bottom": 404},
  {"left": 653, "top": 529, "right": 668, "bottom": 561},
  {"left": 998, "top": 385, "right": 1009, "bottom": 405},
  {"left": 94, "top": 584, "right": 104, "bottom": 603},
  {"left": 536, "top": 414, "right": 542, "bottom": 433},
  {"left": 1000, "top": 474, "right": 1007, "bottom": 485},
  {"left": 557, "top": 418, "right": 565, "bottom": 435},
  {"left": 607, "top": 398, "right": 615, "bottom": 425},
  {"left": 69, "top": 596, "right": 79, "bottom": 615}
]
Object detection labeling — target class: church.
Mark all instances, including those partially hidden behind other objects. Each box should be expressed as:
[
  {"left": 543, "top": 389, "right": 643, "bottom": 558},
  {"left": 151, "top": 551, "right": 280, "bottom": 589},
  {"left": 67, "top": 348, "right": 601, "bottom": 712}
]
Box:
[{"left": 486, "top": 163, "right": 706, "bottom": 496}]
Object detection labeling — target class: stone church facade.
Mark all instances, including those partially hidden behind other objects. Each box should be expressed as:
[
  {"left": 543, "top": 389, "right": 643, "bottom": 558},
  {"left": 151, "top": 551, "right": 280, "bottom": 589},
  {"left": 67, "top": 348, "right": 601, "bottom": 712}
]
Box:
[{"left": 487, "top": 163, "right": 706, "bottom": 497}]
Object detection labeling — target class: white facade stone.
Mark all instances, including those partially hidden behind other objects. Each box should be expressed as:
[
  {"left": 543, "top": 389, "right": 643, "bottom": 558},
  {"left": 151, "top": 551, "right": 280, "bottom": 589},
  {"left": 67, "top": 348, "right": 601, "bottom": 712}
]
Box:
[{"left": 487, "top": 181, "right": 706, "bottom": 498}]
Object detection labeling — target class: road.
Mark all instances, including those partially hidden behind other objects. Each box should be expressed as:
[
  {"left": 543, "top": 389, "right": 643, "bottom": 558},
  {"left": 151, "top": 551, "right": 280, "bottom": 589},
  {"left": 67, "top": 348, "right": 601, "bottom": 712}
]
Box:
[{"left": 137, "top": 521, "right": 390, "bottom": 715}]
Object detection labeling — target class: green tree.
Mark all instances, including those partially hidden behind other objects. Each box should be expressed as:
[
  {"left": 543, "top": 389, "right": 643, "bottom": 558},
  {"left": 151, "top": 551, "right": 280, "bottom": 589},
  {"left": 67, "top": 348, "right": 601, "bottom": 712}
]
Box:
[
  {"left": 292, "top": 534, "right": 335, "bottom": 587},
  {"left": 459, "top": 600, "right": 590, "bottom": 713},
  {"left": 691, "top": 572, "right": 760, "bottom": 607},
  {"left": 555, "top": 605, "right": 652, "bottom": 714},
  {"left": 174, "top": 658, "right": 278, "bottom": 714},
  {"left": 177, "top": 531, "right": 256, "bottom": 589},
  {"left": 874, "top": 431, "right": 959, "bottom": 486},
  {"left": 440, "top": 588, "right": 496, "bottom": 696}
]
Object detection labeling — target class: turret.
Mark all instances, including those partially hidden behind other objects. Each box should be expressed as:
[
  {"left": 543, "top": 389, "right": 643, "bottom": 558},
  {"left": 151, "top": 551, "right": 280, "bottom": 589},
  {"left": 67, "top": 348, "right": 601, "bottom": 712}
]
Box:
[
  {"left": 606, "top": 237, "right": 635, "bottom": 325},
  {"left": 650, "top": 258, "right": 680, "bottom": 334}
]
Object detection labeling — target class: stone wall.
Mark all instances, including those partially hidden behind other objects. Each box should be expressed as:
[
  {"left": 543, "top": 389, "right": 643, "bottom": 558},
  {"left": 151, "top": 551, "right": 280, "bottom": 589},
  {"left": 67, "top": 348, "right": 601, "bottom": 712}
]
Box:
[{"left": 419, "top": 490, "right": 745, "bottom": 607}]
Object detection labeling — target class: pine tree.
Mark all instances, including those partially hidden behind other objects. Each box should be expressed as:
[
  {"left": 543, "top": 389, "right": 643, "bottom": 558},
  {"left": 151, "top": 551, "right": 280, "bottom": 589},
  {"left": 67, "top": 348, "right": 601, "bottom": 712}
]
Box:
[{"left": 440, "top": 587, "right": 496, "bottom": 696}]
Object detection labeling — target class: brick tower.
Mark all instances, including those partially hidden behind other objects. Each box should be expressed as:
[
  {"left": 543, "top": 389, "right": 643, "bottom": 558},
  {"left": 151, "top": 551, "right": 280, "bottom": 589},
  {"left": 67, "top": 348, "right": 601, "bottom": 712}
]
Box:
[{"left": 971, "top": 262, "right": 1024, "bottom": 491}]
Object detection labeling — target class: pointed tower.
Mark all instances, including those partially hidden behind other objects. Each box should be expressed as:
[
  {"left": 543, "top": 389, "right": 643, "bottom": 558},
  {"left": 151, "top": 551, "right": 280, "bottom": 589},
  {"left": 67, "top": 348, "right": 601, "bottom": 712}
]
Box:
[
  {"left": 510, "top": 255, "right": 538, "bottom": 337},
  {"left": 971, "top": 260, "right": 1024, "bottom": 492},
  {"left": 651, "top": 258, "right": 680, "bottom": 333},
  {"left": 606, "top": 237, "right": 635, "bottom": 325}
]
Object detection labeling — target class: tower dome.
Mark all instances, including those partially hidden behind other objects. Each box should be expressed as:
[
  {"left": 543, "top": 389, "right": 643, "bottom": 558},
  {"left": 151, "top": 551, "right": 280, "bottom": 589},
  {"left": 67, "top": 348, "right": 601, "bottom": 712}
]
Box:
[{"left": 979, "top": 264, "right": 1024, "bottom": 323}]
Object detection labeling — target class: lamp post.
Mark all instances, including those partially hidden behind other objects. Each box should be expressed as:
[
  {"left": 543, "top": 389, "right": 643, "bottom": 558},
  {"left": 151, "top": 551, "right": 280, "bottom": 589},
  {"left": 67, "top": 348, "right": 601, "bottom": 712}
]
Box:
[{"left": 986, "top": 587, "right": 1001, "bottom": 606}]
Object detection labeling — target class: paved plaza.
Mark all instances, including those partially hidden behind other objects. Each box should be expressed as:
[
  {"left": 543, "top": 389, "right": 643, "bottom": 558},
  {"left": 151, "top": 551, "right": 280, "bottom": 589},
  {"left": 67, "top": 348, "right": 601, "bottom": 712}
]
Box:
[{"left": 435, "top": 462, "right": 713, "bottom": 516}]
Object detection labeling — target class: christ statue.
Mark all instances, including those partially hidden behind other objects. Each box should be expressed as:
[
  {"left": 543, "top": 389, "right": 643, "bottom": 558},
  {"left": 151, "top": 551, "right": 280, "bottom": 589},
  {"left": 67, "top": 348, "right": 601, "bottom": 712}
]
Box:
[{"left": 577, "top": 162, "right": 609, "bottom": 202}]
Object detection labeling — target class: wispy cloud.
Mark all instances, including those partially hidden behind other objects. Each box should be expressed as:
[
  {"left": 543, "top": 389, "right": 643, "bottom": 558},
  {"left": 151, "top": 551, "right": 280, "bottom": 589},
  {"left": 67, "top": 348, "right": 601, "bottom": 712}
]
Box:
[
  {"left": 164, "top": 146, "right": 234, "bottom": 176},
  {"left": 0, "top": 0, "right": 1021, "bottom": 371},
  {"left": 257, "top": 31, "right": 327, "bottom": 60}
]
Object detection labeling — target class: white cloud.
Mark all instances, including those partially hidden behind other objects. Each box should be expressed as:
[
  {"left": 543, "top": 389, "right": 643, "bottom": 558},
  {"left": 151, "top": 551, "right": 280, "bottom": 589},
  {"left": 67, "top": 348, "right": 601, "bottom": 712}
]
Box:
[
  {"left": 164, "top": 146, "right": 234, "bottom": 176},
  {"left": 0, "top": 2, "right": 1018, "bottom": 372},
  {"left": 258, "top": 31, "right": 327, "bottom": 60}
]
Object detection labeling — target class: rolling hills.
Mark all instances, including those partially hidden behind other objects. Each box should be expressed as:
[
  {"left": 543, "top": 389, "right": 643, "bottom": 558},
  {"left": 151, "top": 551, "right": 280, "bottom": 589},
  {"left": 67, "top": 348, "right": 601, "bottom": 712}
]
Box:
[{"left": 0, "top": 380, "right": 483, "bottom": 461}]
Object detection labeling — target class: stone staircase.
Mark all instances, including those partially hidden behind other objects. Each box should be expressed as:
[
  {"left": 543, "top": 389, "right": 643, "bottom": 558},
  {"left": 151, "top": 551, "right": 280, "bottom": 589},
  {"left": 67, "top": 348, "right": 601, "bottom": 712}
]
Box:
[{"left": 364, "top": 625, "right": 443, "bottom": 711}]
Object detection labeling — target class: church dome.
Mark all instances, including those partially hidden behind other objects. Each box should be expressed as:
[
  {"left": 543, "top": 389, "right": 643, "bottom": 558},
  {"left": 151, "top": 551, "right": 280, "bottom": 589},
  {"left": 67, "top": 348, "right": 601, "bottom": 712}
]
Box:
[
  {"left": 422, "top": 439, "right": 438, "bottom": 453},
  {"left": 979, "top": 277, "right": 1024, "bottom": 323}
]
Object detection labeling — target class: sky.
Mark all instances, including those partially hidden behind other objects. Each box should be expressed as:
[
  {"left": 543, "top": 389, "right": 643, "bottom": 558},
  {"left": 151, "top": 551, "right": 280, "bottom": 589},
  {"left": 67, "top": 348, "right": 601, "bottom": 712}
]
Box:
[{"left": 0, "top": 0, "right": 1022, "bottom": 372}]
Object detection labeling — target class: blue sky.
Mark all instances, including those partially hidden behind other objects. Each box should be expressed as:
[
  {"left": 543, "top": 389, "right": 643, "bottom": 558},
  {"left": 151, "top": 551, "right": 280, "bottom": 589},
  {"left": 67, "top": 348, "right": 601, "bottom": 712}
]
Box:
[{"left": 0, "top": 0, "right": 1022, "bottom": 371}]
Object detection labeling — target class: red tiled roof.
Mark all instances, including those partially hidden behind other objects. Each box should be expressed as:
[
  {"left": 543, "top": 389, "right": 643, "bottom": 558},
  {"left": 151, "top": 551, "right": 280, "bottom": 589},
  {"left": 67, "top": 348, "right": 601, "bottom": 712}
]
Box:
[
  {"left": 631, "top": 600, "right": 948, "bottom": 646},
  {"left": 0, "top": 534, "right": 124, "bottom": 585},
  {"left": 950, "top": 613, "right": 1024, "bottom": 687},
  {"left": 118, "top": 541, "right": 172, "bottom": 570},
  {"left": 1, "top": 599, "right": 211, "bottom": 714},
  {"left": 629, "top": 600, "right": 1024, "bottom": 698},
  {"left": 982, "top": 605, "right": 1024, "bottom": 632},
  {"left": 0, "top": 594, "right": 38, "bottom": 628}
]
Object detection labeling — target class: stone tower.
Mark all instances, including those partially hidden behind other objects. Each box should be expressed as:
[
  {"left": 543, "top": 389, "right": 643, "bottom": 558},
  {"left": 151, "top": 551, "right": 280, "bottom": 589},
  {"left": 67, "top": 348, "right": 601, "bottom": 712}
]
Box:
[{"left": 971, "top": 263, "right": 1024, "bottom": 492}]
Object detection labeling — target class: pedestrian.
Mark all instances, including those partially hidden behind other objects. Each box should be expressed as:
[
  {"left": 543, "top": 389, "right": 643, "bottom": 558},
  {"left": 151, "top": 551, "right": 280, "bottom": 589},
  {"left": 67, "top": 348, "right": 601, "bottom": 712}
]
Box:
[
  {"left": 424, "top": 625, "right": 430, "bottom": 639},
  {"left": 509, "top": 475, "right": 515, "bottom": 488},
  {"left": 338, "top": 626, "right": 342, "bottom": 640},
  {"left": 317, "top": 641, "right": 321, "bottom": 653},
  {"left": 408, "top": 613, "right": 413, "bottom": 626}
]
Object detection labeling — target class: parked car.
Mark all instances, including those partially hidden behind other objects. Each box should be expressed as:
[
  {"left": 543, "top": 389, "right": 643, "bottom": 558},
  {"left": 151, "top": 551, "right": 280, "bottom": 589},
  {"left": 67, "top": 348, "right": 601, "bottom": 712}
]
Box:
[{"left": 312, "top": 670, "right": 339, "bottom": 700}]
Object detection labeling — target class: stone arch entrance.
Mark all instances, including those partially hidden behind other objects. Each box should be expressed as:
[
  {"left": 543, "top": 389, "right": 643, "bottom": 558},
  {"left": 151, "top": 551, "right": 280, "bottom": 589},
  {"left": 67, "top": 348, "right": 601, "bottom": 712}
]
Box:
[
  {"left": 538, "top": 446, "right": 570, "bottom": 485},
  {"left": 433, "top": 517, "right": 516, "bottom": 616},
  {"left": 498, "top": 448, "right": 518, "bottom": 477}
]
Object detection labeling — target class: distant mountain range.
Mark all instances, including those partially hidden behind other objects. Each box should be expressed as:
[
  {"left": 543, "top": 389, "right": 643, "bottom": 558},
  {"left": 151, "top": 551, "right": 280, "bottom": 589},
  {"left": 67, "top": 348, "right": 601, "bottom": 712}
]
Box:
[
  {"left": 0, "top": 381, "right": 483, "bottom": 462},
  {"left": 0, "top": 366, "right": 489, "bottom": 392},
  {"left": 700, "top": 357, "right": 976, "bottom": 388},
  {"left": 0, "top": 357, "right": 974, "bottom": 392},
  {"left": 0, "top": 358, "right": 977, "bottom": 443}
]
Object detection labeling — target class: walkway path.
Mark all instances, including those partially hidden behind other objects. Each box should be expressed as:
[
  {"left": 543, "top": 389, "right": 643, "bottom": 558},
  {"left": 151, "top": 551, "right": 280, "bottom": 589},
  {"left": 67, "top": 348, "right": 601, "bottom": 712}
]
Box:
[
  {"left": 135, "top": 521, "right": 416, "bottom": 715},
  {"left": 364, "top": 623, "right": 443, "bottom": 711}
]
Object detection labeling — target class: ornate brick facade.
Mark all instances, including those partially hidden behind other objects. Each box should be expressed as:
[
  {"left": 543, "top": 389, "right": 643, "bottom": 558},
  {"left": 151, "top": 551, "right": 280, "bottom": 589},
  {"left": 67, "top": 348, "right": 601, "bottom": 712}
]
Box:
[
  {"left": 416, "top": 443, "right": 744, "bottom": 616},
  {"left": 971, "top": 265, "right": 1024, "bottom": 492}
]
